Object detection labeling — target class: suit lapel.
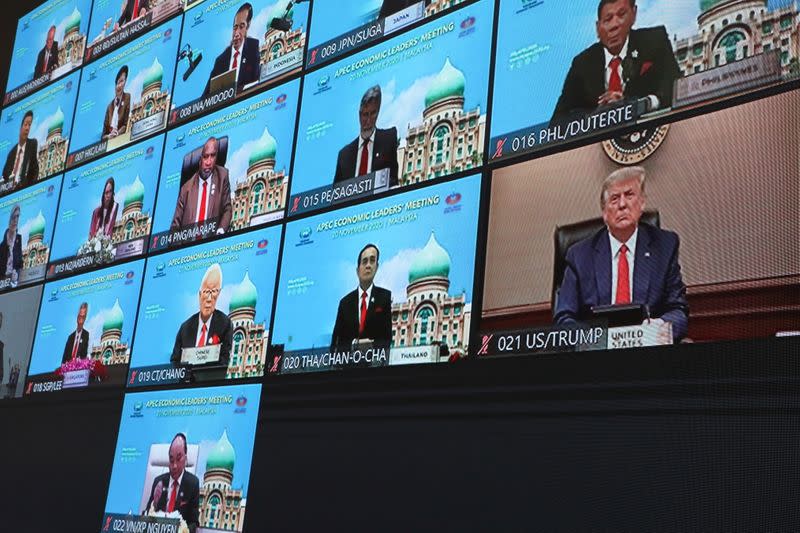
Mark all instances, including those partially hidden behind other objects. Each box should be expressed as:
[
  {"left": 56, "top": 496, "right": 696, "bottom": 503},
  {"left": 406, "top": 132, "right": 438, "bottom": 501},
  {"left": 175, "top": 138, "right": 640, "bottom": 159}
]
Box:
[
  {"left": 590, "top": 45, "right": 607, "bottom": 101},
  {"left": 186, "top": 177, "right": 198, "bottom": 223},
  {"left": 633, "top": 225, "right": 651, "bottom": 304},
  {"left": 208, "top": 170, "right": 219, "bottom": 218},
  {"left": 593, "top": 231, "right": 612, "bottom": 306}
]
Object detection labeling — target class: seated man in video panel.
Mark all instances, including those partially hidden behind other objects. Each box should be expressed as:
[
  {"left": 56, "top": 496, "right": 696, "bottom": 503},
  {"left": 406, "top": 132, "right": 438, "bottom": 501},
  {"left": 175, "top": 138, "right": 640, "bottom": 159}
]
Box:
[
  {"left": 331, "top": 244, "right": 393, "bottom": 352},
  {"left": 61, "top": 302, "right": 90, "bottom": 363},
  {"left": 143, "top": 433, "right": 200, "bottom": 533},
  {"left": 34, "top": 25, "right": 60, "bottom": 78},
  {"left": 333, "top": 85, "right": 399, "bottom": 187},
  {"left": 204, "top": 2, "right": 261, "bottom": 96},
  {"left": 551, "top": 0, "right": 680, "bottom": 122},
  {"left": 2, "top": 111, "right": 40, "bottom": 187},
  {"left": 553, "top": 167, "right": 688, "bottom": 343},
  {"left": 114, "top": 0, "right": 150, "bottom": 31}
]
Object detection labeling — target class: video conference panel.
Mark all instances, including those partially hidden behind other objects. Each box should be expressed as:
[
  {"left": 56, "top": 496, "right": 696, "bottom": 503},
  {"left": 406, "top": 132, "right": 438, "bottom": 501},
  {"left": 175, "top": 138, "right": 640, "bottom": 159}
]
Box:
[
  {"left": 489, "top": 0, "right": 800, "bottom": 160},
  {"left": 102, "top": 383, "right": 261, "bottom": 533},
  {"left": 151, "top": 79, "right": 299, "bottom": 252},
  {"left": 4, "top": 0, "right": 92, "bottom": 105},
  {"left": 170, "top": 0, "right": 309, "bottom": 125},
  {"left": 25, "top": 259, "right": 144, "bottom": 395},
  {"left": 479, "top": 90, "right": 799, "bottom": 357},
  {"left": 128, "top": 225, "right": 281, "bottom": 388},
  {"left": 288, "top": 0, "right": 493, "bottom": 216},
  {"left": 50, "top": 135, "right": 163, "bottom": 278},
  {"left": 273, "top": 173, "right": 482, "bottom": 374},
  {"left": 0, "top": 284, "right": 43, "bottom": 400}
]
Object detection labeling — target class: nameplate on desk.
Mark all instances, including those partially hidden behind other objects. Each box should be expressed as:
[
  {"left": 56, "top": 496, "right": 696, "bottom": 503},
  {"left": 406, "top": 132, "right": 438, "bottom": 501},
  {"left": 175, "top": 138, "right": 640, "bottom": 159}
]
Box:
[
  {"left": 62, "top": 369, "right": 90, "bottom": 388},
  {"left": 607, "top": 322, "right": 671, "bottom": 349},
  {"left": 384, "top": 2, "right": 426, "bottom": 35},
  {"left": 182, "top": 345, "right": 221, "bottom": 365},
  {"left": 389, "top": 345, "right": 440, "bottom": 365}
]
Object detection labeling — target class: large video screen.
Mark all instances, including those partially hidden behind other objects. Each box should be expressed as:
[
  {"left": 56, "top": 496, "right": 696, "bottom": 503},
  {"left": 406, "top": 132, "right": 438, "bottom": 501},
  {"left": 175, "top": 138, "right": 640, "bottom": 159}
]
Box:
[
  {"left": 288, "top": 0, "right": 493, "bottom": 216},
  {"left": 0, "top": 285, "right": 43, "bottom": 400},
  {"left": 4, "top": 0, "right": 92, "bottom": 105},
  {"left": 170, "top": 0, "right": 309, "bottom": 125},
  {"left": 128, "top": 225, "right": 281, "bottom": 388},
  {"left": 0, "top": 71, "right": 79, "bottom": 193},
  {"left": 489, "top": 0, "right": 800, "bottom": 160},
  {"left": 50, "top": 136, "right": 163, "bottom": 278},
  {"left": 0, "top": 175, "right": 61, "bottom": 292},
  {"left": 273, "top": 173, "right": 482, "bottom": 374},
  {"left": 102, "top": 383, "right": 261, "bottom": 533},
  {"left": 479, "top": 90, "right": 799, "bottom": 358},
  {"left": 67, "top": 17, "right": 181, "bottom": 168},
  {"left": 151, "top": 80, "right": 298, "bottom": 252},
  {"left": 25, "top": 260, "right": 144, "bottom": 395}
]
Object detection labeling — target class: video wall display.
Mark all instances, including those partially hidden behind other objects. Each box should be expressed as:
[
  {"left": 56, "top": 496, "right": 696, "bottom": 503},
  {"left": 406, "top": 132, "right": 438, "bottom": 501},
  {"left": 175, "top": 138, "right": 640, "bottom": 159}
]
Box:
[
  {"left": 170, "top": 0, "right": 309, "bottom": 125},
  {"left": 289, "top": 0, "right": 493, "bottom": 216},
  {"left": 129, "top": 225, "right": 281, "bottom": 388},
  {"left": 25, "top": 260, "right": 144, "bottom": 395},
  {"left": 273, "top": 173, "right": 482, "bottom": 374},
  {"left": 0, "top": 71, "right": 80, "bottom": 192},
  {"left": 151, "top": 79, "right": 298, "bottom": 252},
  {"left": 489, "top": 0, "right": 800, "bottom": 160},
  {"left": 4, "top": 0, "right": 92, "bottom": 105},
  {"left": 102, "top": 383, "right": 260, "bottom": 533},
  {"left": 51, "top": 136, "right": 162, "bottom": 278},
  {"left": 480, "top": 90, "right": 799, "bottom": 357},
  {"left": 307, "top": 0, "right": 478, "bottom": 68},
  {"left": 0, "top": 285, "right": 43, "bottom": 400},
  {"left": 67, "top": 16, "right": 181, "bottom": 168}
]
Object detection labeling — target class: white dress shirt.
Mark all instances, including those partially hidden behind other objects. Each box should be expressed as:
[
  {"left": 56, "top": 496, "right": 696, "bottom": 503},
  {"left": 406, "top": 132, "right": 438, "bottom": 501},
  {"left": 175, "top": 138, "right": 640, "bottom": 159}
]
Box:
[
  {"left": 166, "top": 471, "right": 184, "bottom": 507},
  {"left": 12, "top": 143, "right": 26, "bottom": 181},
  {"left": 609, "top": 227, "right": 638, "bottom": 302},
  {"left": 195, "top": 314, "right": 212, "bottom": 346},
  {"left": 353, "top": 129, "right": 376, "bottom": 178},
  {"left": 602, "top": 38, "right": 660, "bottom": 109},
  {"left": 357, "top": 284, "right": 373, "bottom": 316}
]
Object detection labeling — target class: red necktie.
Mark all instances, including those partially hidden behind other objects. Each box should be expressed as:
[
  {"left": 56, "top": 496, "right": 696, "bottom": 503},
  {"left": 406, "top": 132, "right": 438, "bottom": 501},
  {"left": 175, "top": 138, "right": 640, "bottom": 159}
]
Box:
[
  {"left": 358, "top": 139, "right": 369, "bottom": 176},
  {"left": 359, "top": 292, "right": 367, "bottom": 336},
  {"left": 71, "top": 332, "right": 80, "bottom": 360},
  {"left": 608, "top": 57, "right": 623, "bottom": 94},
  {"left": 198, "top": 323, "right": 207, "bottom": 347},
  {"left": 133, "top": 0, "right": 140, "bottom": 18},
  {"left": 198, "top": 179, "right": 208, "bottom": 222},
  {"left": 615, "top": 244, "right": 631, "bottom": 304},
  {"left": 232, "top": 50, "right": 239, "bottom": 69},
  {"left": 167, "top": 480, "right": 177, "bottom": 512}
]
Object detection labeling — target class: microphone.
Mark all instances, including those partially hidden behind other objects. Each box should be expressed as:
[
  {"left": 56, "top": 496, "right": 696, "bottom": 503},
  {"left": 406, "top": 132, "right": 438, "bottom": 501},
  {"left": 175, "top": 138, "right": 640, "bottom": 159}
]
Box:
[{"left": 178, "top": 44, "right": 203, "bottom": 82}]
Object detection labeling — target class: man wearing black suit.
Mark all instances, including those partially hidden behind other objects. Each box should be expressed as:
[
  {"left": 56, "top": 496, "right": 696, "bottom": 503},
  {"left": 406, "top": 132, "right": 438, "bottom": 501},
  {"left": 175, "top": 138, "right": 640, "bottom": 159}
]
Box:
[
  {"left": 334, "top": 85, "right": 399, "bottom": 187},
  {"left": 34, "top": 26, "right": 59, "bottom": 79},
  {"left": 61, "top": 302, "right": 90, "bottom": 364},
  {"left": 551, "top": 0, "right": 680, "bottom": 122},
  {"left": 171, "top": 263, "right": 233, "bottom": 366},
  {"left": 114, "top": 0, "right": 150, "bottom": 31},
  {"left": 2, "top": 111, "right": 40, "bottom": 188},
  {"left": 331, "top": 244, "right": 393, "bottom": 352},
  {"left": 144, "top": 433, "right": 200, "bottom": 533},
  {"left": 203, "top": 2, "right": 261, "bottom": 96}
]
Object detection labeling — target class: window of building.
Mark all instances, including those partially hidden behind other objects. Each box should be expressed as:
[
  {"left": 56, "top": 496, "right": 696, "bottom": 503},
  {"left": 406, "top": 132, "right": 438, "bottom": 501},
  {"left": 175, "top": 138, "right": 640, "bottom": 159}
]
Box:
[{"left": 763, "top": 21, "right": 773, "bottom": 34}]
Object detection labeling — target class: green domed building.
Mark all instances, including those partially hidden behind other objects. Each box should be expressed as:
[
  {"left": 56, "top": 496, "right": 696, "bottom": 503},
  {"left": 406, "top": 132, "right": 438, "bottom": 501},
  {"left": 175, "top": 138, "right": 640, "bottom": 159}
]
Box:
[
  {"left": 90, "top": 299, "right": 131, "bottom": 366},
  {"left": 22, "top": 211, "right": 50, "bottom": 271},
  {"left": 227, "top": 272, "right": 268, "bottom": 380},
  {"left": 199, "top": 430, "right": 247, "bottom": 531}
]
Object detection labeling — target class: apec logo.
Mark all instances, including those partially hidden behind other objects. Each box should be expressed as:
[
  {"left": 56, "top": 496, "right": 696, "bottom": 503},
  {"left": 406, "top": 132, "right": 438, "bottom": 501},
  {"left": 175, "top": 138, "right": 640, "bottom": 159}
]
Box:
[
  {"left": 88, "top": 68, "right": 98, "bottom": 82},
  {"left": 314, "top": 76, "right": 332, "bottom": 95},
  {"left": 174, "top": 133, "right": 186, "bottom": 148},
  {"left": 276, "top": 94, "right": 287, "bottom": 104},
  {"left": 47, "top": 185, "right": 55, "bottom": 196},
  {"left": 444, "top": 192, "right": 462, "bottom": 214},
  {"left": 275, "top": 93, "right": 288, "bottom": 110},
  {"left": 70, "top": 175, "right": 79, "bottom": 188},
  {"left": 297, "top": 227, "right": 314, "bottom": 246},
  {"left": 146, "top": 146, "right": 155, "bottom": 159},
  {"left": 49, "top": 288, "right": 59, "bottom": 301},
  {"left": 131, "top": 402, "right": 144, "bottom": 418},
  {"left": 66, "top": 80, "right": 74, "bottom": 92},
  {"left": 256, "top": 239, "right": 269, "bottom": 255},
  {"left": 163, "top": 28, "right": 173, "bottom": 42},
  {"left": 445, "top": 193, "right": 462, "bottom": 205},
  {"left": 459, "top": 16, "right": 476, "bottom": 37},
  {"left": 234, "top": 395, "right": 248, "bottom": 414},
  {"left": 125, "top": 270, "right": 136, "bottom": 284},
  {"left": 191, "top": 12, "right": 205, "bottom": 27}
]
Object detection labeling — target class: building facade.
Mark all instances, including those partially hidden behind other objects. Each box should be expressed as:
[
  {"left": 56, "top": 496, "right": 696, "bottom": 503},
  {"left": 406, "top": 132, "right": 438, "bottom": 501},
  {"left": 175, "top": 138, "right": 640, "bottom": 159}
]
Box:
[
  {"left": 391, "top": 233, "right": 471, "bottom": 356},
  {"left": 22, "top": 211, "right": 50, "bottom": 269},
  {"left": 129, "top": 58, "right": 170, "bottom": 139},
  {"left": 199, "top": 430, "right": 247, "bottom": 532},
  {"left": 37, "top": 107, "right": 68, "bottom": 177},
  {"left": 58, "top": 7, "right": 87, "bottom": 68},
  {"left": 230, "top": 128, "right": 287, "bottom": 231},
  {"left": 89, "top": 299, "right": 130, "bottom": 366},
  {"left": 260, "top": 1, "right": 306, "bottom": 66},
  {"left": 111, "top": 175, "right": 151, "bottom": 245},
  {"left": 226, "top": 272, "right": 269, "bottom": 379}
]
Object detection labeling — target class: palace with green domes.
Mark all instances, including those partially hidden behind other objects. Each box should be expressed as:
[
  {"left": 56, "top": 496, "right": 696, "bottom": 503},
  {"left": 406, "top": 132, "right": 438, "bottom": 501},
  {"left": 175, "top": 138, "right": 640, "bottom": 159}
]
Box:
[
  {"left": 89, "top": 299, "right": 130, "bottom": 366},
  {"left": 36, "top": 106, "right": 68, "bottom": 177},
  {"left": 22, "top": 210, "right": 50, "bottom": 271},
  {"left": 58, "top": 7, "right": 87, "bottom": 70},
  {"left": 391, "top": 233, "right": 471, "bottom": 356},
  {"left": 397, "top": 58, "right": 485, "bottom": 186},
  {"left": 110, "top": 175, "right": 152, "bottom": 248},
  {"left": 198, "top": 430, "right": 247, "bottom": 531},
  {"left": 226, "top": 271, "right": 269, "bottom": 379},
  {"left": 673, "top": 0, "right": 798, "bottom": 78},
  {"left": 129, "top": 57, "right": 171, "bottom": 141}
]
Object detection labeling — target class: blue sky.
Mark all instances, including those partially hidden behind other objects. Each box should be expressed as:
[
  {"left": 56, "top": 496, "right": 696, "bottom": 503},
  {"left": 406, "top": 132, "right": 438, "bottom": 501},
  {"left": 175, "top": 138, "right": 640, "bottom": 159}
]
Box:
[
  {"left": 71, "top": 18, "right": 181, "bottom": 151},
  {"left": 491, "top": 0, "right": 798, "bottom": 136},
  {"left": 7, "top": 0, "right": 92, "bottom": 91},
  {"left": 53, "top": 136, "right": 163, "bottom": 260},
  {"left": 104, "top": 384, "right": 261, "bottom": 518},
  {"left": 0, "top": 71, "right": 80, "bottom": 177},
  {"left": 131, "top": 226, "right": 281, "bottom": 367},
  {"left": 293, "top": 0, "right": 493, "bottom": 194},
  {"left": 273, "top": 174, "right": 481, "bottom": 349},
  {"left": 308, "top": 0, "right": 383, "bottom": 47},
  {"left": 0, "top": 176, "right": 60, "bottom": 260},
  {"left": 172, "top": 0, "right": 309, "bottom": 107},
  {"left": 153, "top": 79, "right": 299, "bottom": 234},
  {"left": 28, "top": 260, "right": 144, "bottom": 375}
]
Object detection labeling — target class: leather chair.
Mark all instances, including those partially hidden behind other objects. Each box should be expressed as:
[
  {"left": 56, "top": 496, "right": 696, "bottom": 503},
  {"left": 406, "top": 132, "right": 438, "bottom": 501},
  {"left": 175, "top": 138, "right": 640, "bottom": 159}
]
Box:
[
  {"left": 551, "top": 210, "right": 660, "bottom": 311},
  {"left": 180, "top": 136, "right": 229, "bottom": 189},
  {"left": 138, "top": 441, "right": 200, "bottom": 514}
]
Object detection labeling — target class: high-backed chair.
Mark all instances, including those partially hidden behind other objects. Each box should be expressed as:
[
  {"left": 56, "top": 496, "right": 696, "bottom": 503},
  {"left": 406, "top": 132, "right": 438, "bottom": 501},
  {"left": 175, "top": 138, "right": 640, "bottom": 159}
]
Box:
[
  {"left": 180, "top": 136, "right": 229, "bottom": 189},
  {"left": 138, "top": 442, "right": 200, "bottom": 514}
]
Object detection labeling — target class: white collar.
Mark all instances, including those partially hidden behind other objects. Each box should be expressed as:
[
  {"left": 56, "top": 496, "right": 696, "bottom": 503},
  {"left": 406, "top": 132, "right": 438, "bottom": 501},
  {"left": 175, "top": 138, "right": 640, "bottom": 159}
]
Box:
[
  {"left": 358, "top": 284, "right": 374, "bottom": 301},
  {"left": 608, "top": 226, "right": 638, "bottom": 258},
  {"left": 359, "top": 129, "right": 376, "bottom": 147},
  {"left": 603, "top": 36, "right": 630, "bottom": 66},
  {"left": 169, "top": 471, "right": 184, "bottom": 491}
]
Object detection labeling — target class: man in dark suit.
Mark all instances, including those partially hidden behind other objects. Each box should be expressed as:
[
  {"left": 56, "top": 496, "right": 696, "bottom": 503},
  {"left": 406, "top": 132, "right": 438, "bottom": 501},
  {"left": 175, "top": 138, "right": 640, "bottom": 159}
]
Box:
[
  {"left": 144, "top": 433, "right": 200, "bottom": 533},
  {"left": 379, "top": 0, "right": 431, "bottom": 19},
  {"left": 553, "top": 167, "right": 688, "bottom": 343},
  {"left": 114, "top": 0, "right": 150, "bottom": 31},
  {"left": 171, "top": 263, "right": 233, "bottom": 366},
  {"left": 34, "top": 26, "right": 59, "bottom": 79},
  {"left": 334, "top": 85, "right": 399, "bottom": 187},
  {"left": 171, "top": 137, "right": 232, "bottom": 234},
  {"left": 2, "top": 111, "right": 39, "bottom": 187},
  {"left": 61, "top": 302, "right": 90, "bottom": 363},
  {"left": 103, "top": 65, "right": 131, "bottom": 140},
  {"left": 551, "top": 0, "right": 680, "bottom": 122},
  {"left": 203, "top": 2, "right": 261, "bottom": 96},
  {"left": 331, "top": 244, "right": 393, "bottom": 352}
]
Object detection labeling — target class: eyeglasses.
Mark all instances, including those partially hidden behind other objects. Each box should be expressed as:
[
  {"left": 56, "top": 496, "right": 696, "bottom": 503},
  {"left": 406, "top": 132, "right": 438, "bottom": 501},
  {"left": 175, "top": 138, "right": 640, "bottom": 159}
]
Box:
[{"left": 200, "top": 288, "right": 220, "bottom": 298}]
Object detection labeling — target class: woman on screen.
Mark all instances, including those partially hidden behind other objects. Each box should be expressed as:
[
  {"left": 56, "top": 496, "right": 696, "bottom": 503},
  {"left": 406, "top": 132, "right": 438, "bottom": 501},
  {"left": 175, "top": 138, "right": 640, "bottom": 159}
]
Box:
[
  {"left": 0, "top": 205, "right": 23, "bottom": 282},
  {"left": 89, "top": 177, "right": 119, "bottom": 239}
]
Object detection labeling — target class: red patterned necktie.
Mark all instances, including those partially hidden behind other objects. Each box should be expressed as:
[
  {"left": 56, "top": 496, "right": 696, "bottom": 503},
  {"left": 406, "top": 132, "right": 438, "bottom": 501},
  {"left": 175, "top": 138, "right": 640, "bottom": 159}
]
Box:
[
  {"left": 198, "top": 323, "right": 207, "bottom": 347},
  {"left": 359, "top": 292, "right": 367, "bottom": 336},
  {"left": 167, "top": 480, "right": 177, "bottom": 512},
  {"left": 358, "top": 139, "right": 369, "bottom": 176},
  {"left": 232, "top": 50, "right": 239, "bottom": 69},
  {"left": 198, "top": 179, "right": 208, "bottom": 222},
  {"left": 608, "top": 57, "right": 623, "bottom": 94},
  {"left": 615, "top": 244, "right": 631, "bottom": 304},
  {"left": 133, "top": 0, "right": 140, "bottom": 19}
]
